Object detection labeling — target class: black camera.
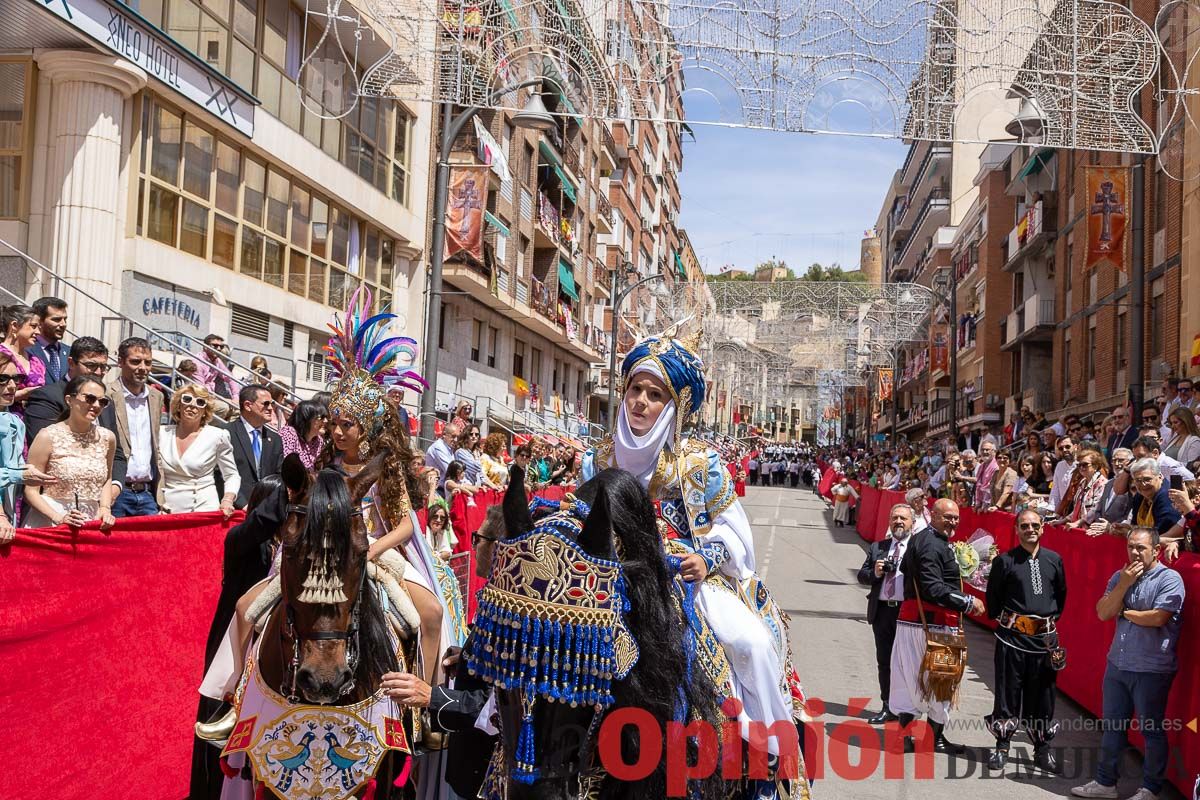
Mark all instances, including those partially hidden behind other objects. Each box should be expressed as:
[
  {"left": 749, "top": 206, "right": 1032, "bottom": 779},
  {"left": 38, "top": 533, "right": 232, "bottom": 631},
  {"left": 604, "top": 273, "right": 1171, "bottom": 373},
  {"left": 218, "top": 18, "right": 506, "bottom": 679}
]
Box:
[{"left": 881, "top": 554, "right": 899, "bottom": 574}]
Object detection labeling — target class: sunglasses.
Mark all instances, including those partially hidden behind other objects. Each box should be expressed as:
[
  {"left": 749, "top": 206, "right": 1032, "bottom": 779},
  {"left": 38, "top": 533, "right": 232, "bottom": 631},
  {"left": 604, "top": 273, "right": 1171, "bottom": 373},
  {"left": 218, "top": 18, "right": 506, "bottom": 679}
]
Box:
[
  {"left": 1143, "top": 414, "right": 1159, "bottom": 421},
  {"left": 78, "top": 360, "right": 110, "bottom": 372},
  {"left": 73, "top": 392, "right": 110, "bottom": 408},
  {"left": 1018, "top": 522, "right": 1042, "bottom": 530},
  {"left": 179, "top": 394, "right": 209, "bottom": 409},
  {"left": 0, "top": 374, "right": 28, "bottom": 387}
]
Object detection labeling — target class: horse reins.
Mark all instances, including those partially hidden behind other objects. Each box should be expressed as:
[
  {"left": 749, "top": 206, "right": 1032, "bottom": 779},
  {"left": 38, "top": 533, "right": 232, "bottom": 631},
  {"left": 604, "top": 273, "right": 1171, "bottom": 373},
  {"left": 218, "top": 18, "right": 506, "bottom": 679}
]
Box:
[{"left": 279, "top": 501, "right": 369, "bottom": 704}]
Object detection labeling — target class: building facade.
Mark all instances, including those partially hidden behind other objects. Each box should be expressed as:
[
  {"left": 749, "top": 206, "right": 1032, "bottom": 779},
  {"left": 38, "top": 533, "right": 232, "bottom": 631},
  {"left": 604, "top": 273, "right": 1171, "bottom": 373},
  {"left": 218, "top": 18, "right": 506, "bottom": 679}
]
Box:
[{"left": 2, "top": 0, "right": 432, "bottom": 395}]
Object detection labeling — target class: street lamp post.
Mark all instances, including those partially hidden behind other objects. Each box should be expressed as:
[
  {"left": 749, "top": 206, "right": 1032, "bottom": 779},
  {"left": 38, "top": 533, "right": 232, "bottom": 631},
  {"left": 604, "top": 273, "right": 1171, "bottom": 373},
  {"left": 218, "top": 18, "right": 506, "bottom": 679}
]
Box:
[
  {"left": 605, "top": 265, "right": 666, "bottom": 426},
  {"left": 420, "top": 79, "right": 557, "bottom": 445}
]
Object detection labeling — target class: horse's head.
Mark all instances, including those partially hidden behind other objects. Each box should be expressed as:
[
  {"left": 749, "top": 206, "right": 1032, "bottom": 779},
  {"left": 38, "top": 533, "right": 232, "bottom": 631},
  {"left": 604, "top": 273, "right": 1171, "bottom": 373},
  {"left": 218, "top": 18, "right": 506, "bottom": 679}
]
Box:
[
  {"left": 465, "top": 467, "right": 637, "bottom": 794},
  {"left": 277, "top": 453, "right": 381, "bottom": 704}
]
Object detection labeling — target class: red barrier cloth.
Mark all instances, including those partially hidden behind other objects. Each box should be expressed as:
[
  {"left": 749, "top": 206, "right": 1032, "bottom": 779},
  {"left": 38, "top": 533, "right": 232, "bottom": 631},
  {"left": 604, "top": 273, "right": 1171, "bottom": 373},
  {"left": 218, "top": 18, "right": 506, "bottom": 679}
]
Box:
[
  {"left": 0, "top": 512, "right": 234, "bottom": 800},
  {"left": 855, "top": 485, "right": 879, "bottom": 541},
  {"left": 818, "top": 468, "right": 836, "bottom": 500}
]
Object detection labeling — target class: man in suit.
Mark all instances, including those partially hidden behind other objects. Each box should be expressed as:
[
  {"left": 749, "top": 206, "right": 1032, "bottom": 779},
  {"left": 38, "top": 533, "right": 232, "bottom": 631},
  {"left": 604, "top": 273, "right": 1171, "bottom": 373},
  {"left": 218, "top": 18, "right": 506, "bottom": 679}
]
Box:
[
  {"left": 24, "top": 336, "right": 111, "bottom": 444},
  {"left": 1105, "top": 406, "right": 1138, "bottom": 458},
  {"left": 857, "top": 503, "right": 915, "bottom": 725},
  {"left": 104, "top": 336, "right": 165, "bottom": 517},
  {"left": 227, "top": 384, "right": 283, "bottom": 508},
  {"left": 956, "top": 427, "right": 981, "bottom": 453},
  {"left": 25, "top": 296, "right": 69, "bottom": 384}
]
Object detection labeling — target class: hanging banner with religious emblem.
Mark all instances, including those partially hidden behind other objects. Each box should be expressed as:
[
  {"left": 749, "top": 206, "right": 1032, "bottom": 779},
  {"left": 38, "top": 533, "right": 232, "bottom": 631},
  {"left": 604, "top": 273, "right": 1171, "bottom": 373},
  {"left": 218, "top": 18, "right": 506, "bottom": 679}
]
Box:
[
  {"left": 444, "top": 166, "right": 490, "bottom": 262},
  {"left": 1085, "top": 166, "right": 1130, "bottom": 271},
  {"left": 930, "top": 325, "right": 949, "bottom": 373},
  {"left": 879, "top": 368, "right": 894, "bottom": 401}
]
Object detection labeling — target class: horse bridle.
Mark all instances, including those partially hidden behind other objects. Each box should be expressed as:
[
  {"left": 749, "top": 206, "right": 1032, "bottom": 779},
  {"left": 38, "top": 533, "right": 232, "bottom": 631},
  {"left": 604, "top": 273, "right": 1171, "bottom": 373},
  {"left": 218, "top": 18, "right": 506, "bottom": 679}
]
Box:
[{"left": 279, "top": 502, "right": 369, "bottom": 704}]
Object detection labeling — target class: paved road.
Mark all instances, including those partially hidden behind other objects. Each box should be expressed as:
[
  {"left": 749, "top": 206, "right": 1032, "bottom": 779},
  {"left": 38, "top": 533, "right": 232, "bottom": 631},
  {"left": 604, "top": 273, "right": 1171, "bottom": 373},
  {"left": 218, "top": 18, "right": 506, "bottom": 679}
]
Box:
[{"left": 740, "top": 483, "right": 1183, "bottom": 800}]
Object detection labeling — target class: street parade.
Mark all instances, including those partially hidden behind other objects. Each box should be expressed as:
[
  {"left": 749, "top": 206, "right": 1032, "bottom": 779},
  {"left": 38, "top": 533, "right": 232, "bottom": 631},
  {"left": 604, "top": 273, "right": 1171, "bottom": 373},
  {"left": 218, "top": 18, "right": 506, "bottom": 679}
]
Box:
[{"left": 6, "top": 0, "right": 1200, "bottom": 798}]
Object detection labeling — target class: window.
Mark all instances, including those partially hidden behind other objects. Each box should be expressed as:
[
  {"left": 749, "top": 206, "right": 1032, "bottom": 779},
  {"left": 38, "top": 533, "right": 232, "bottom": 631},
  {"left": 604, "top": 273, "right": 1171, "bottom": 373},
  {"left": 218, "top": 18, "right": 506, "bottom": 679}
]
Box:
[
  {"left": 1064, "top": 242, "right": 1073, "bottom": 292},
  {"left": 0, "top": 59, "right": 30, "bottom": 217},
  {"left": 1087, "top": 315, "right": 1097, "bottom": 384},
  {"left": 137, "top": 96, "right": 399, "bottom": 308},
  {"left": 471, "top": 319, "right": 483, "bottom": 362},
  {"left": 531, "top": 347, "right": 543, "bottom": 385},
  {"left": 552, "top": 359, "right": 560, "bottom": 394},
  {"left": 513, "top": 339, "right": 526, "bottom": 378},
  {"left": 438, "top": 308, "right": 448, "bottom": 350},
  {"left": 1062, "top": 334, "right": 1072, "bottom": 399},
  {"left": 488, "top": 326, "right": 498, "bottom": 368},
  {"left": 1116, "top": 312, "right": 1127, "bottom": 373}
]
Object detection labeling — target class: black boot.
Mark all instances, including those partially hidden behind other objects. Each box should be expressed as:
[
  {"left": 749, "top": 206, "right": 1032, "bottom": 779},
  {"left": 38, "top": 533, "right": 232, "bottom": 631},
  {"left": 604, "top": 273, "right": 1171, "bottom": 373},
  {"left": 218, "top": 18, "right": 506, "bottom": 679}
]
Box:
[
  {"left": 930, "top": 720, "right": 965, "bottom": 755},
  {"left": 1033, "top": 745, "right": 1059, "bottom": 774},
  {"left": 987, "top": 742, "right": 1009, "bottom": 770},
  {"left": 896, "top": 712, "right": 917, "bottom": 753},
  {"left": 868, "top": 703, "right": 898, "bottom": 725}
]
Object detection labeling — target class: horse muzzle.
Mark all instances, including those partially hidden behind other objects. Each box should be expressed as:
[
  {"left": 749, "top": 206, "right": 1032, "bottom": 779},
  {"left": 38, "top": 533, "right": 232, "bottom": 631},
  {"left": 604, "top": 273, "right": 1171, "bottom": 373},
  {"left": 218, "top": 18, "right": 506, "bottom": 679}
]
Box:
[{"left": 295, "top": 663, "right": 355, "bottom": 704}]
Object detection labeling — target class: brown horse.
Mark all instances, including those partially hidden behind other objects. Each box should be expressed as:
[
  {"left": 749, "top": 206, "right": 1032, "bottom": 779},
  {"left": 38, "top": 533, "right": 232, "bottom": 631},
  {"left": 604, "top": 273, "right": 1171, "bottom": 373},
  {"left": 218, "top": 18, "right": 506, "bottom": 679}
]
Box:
[{"left": 252, "top": 453, "right": 400, "bottom": 705}]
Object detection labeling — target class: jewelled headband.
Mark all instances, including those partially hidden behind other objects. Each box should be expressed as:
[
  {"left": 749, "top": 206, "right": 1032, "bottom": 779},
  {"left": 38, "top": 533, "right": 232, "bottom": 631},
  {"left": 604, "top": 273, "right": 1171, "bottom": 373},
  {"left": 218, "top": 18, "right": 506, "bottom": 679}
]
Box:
[
  {"left": 325, "top": 287, "right": 427, "bottom": 433},
  {"left": 463, "top": 498, "right": 637, "bottom": 783}
]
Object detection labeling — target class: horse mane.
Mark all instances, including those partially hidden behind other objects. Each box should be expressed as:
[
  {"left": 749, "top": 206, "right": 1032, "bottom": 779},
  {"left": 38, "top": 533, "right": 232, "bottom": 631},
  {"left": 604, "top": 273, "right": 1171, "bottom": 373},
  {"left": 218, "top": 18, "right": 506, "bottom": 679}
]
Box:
[
  {"left": 573, "top": 469, "right": 725, "bottom": 800},
  {"left": 299, "top": 468, "right": 396, "bottom": 689}
]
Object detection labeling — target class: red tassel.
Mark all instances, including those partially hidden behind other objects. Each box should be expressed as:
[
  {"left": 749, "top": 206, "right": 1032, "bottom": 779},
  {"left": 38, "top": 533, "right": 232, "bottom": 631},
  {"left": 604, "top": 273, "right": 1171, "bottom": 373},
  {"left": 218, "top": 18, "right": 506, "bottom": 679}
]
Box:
[
  {"left": 393, "top": 754, "right": 413, "bottom": 787},
  {"left": 254, "top": 783, "right": 266, "bottom": 800},
  {"left": 361, "top": 777, "right": 378, "bottom": 800},
  {"left": 219, "top": 756, "right": 240, "bottom": 778}
]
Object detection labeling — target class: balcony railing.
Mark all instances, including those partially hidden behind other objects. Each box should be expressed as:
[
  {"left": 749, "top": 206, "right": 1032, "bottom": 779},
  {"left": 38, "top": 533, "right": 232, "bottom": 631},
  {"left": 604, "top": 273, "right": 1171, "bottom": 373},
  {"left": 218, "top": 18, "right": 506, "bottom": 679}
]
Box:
[
  {"left": 563, "top": 140, "right": 583, "bottom": 176},
  {"left": 1005, "top": 199, "right": 1057, "bottom": 267},
  {"left": 897, "top": 187, "right": 951, "bottom": 264},
  {"left": 599, "top": 123, "right": 617, "bottom": 160},
  {"left": 596, "top": 188, "right": 613, "bottom": 228},
  {"left": 1003, "top": 294, "right": 1056, "bottom": 345}
]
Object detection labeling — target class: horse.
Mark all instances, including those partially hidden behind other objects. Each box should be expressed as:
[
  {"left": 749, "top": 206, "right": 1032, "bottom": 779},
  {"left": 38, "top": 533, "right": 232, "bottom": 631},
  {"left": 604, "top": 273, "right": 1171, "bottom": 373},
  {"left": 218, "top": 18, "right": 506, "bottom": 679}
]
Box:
[
  {"left": 236, "top": 453, "right": 413, "bottom": 799},
  {"left": 466, "top": 466, "right": 728, "bottom": 800}
]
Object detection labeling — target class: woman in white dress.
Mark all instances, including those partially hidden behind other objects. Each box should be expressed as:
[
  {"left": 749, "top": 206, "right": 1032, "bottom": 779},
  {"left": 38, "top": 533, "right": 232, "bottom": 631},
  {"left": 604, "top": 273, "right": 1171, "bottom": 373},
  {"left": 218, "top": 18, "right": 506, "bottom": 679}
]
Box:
[{"left": 159, "top": 383, "right": 238, "bottom": 516}]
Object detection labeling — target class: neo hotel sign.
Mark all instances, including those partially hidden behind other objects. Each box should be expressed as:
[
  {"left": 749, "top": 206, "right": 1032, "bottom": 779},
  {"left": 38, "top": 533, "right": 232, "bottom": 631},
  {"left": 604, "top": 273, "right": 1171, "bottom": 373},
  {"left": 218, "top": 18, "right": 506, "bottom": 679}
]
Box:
[{"left": 32, "top": 0, "right": 257, "bottom": 136}]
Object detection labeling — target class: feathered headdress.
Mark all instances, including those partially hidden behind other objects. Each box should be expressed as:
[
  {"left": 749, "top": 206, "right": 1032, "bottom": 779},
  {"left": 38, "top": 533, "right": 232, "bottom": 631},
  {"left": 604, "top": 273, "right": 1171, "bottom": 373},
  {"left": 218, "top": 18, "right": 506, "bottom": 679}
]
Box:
[{"left": 325, "top": 286, "right": 426, "bottom": 434}]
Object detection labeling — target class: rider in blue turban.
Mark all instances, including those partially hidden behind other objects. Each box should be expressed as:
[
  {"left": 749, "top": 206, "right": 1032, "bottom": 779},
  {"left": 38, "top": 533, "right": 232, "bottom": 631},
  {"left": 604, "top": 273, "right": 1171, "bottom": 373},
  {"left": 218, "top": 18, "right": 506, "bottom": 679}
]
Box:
[{"left": 582, "top": 332, "right": 806, "bottom": 773}]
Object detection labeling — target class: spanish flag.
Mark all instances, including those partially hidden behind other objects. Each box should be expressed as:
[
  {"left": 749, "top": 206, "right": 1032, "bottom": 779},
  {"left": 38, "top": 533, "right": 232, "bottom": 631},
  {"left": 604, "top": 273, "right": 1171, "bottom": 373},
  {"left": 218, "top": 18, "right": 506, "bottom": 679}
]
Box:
[{"left": 1192, "top": 334, "right": 1200, "bottom": 367}]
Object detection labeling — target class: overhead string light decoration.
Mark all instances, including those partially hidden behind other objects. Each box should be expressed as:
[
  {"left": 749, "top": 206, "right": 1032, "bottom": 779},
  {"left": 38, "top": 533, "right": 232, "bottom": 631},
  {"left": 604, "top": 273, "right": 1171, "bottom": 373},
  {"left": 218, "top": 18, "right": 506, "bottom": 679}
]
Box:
[{"left": 293, "top": 0, "right": 1200, "bottom": 156}]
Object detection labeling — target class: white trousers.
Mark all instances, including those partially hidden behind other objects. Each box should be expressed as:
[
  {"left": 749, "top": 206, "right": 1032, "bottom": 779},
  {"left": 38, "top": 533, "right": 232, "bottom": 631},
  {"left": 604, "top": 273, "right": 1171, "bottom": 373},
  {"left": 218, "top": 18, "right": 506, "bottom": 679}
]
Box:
[
  {"left": 697, "top": 581, "right": 793, "bottom": 755},
  {"left": 888, "top": 621, "right": 951, "bottom": 724}
]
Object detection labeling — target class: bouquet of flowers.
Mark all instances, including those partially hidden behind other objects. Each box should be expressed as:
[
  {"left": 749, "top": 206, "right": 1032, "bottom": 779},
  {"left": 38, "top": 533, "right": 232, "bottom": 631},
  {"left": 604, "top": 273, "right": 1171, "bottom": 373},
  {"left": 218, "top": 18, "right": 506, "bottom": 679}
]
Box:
[{"left": 952, "top": 529, "right": 998, "bottom": 589}]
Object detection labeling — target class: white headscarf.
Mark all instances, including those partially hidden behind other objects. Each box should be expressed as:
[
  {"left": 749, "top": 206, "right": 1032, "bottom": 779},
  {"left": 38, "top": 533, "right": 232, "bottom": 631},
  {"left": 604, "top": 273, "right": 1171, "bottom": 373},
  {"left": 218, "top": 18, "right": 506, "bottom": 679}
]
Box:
[{"left": 613, "top": 362, "right": 677, "bottom": 488}]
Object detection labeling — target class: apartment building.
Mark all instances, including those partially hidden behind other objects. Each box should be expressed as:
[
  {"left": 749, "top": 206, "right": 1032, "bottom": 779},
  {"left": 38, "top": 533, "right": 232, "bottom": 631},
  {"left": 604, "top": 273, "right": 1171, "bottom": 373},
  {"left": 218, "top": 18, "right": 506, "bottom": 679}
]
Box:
[
  {"left": 432, "top": 0, "right": 690, "bottom": 434},
  {"left": 1, "top": 0, "right": 431, "bottom": 393}
]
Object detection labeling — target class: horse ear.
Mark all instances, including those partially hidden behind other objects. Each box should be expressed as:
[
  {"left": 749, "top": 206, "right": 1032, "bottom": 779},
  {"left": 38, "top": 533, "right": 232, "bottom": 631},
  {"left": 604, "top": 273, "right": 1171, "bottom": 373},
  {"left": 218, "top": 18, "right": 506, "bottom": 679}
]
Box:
[
  {"left": 503, "top": 466, "right": 533, "bottom": 539},
  {"left": 577, "top": 488, "right": 615, "bottom": 560},
  {"left": 346, "top": 454, "right": 385, "bottom": 504},
  {"left": 281, "top": 453, "right": 309, "bottom": 494}
]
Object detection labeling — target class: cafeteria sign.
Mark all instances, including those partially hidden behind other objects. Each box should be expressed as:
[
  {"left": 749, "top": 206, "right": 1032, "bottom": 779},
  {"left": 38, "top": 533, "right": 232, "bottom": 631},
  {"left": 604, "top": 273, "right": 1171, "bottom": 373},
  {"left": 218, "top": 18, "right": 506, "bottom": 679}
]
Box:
[{"left": 31, "top": 0, "right": 256, "bottom": 136}]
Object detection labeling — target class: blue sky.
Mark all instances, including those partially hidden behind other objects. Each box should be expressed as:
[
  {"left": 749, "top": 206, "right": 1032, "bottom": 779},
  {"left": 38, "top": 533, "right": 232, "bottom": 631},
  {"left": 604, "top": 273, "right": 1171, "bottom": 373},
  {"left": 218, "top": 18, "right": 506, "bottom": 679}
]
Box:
[{"left": 678, "top": 127, "right": 907, "bottom": 275}]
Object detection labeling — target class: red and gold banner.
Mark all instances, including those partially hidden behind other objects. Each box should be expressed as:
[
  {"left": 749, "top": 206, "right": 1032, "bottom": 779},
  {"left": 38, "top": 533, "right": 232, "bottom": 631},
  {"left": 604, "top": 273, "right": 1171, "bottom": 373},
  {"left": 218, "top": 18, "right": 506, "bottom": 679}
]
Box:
[
  {"left": 1085, "top": 166, "right": 1129, "bottom": 270},
  {"left": 879, "top": 368, "right": 894, "bottom": 401},
  {"left": 930, "top": 325, "right": 948, "bottom": 373},
  {"left": 444, "top": 165, "right": 489, "bottom": 261}
]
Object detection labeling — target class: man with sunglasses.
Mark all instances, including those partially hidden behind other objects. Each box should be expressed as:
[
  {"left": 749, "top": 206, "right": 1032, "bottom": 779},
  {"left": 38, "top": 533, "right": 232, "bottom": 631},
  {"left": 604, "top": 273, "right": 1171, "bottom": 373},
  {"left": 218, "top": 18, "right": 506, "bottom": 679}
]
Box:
[
  {"left": 193, "top": 333, "right": 239, "bottom": 401},
  {"left": 1173, "top": 378, "right": 1199, "bottom": 414},
  {"left": 1106, "top": 407, "right": 1138, "bottom": 463},
  {"left": 226, "top": 384, "right": 283, "bottom": 509},
  {"left": 24, "top": 336, "right": 113, "bottom": 445},
  {"left": 984, "top": 510, "right": 1068, "bottom": 772},
  {"left": 103, "top": 337, "right": 164, "bottom": 517}
]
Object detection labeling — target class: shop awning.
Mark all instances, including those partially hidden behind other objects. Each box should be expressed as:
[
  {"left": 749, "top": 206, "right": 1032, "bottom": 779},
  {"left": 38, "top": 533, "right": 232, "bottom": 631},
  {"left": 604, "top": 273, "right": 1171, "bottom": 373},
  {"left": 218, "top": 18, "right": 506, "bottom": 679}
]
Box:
[
  {"left": 553, "top": 165, "right": 577, "bottom": 203},
  {"left": 674, "top": 251, "right": 687, "bottom": 279},
  {"left": 1016, "top": 148, "right": 1055, "bottom": 180},
  {"left": 558, "top": 260, "right": 579, "bottom": 300}
]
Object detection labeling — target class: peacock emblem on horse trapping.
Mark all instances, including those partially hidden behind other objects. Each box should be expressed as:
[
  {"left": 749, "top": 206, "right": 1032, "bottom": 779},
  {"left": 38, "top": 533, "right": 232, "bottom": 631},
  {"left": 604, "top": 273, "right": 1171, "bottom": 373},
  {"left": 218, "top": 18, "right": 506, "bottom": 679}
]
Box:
[{"left": 246, "top": 708, "right": 388, "bottom": 799}]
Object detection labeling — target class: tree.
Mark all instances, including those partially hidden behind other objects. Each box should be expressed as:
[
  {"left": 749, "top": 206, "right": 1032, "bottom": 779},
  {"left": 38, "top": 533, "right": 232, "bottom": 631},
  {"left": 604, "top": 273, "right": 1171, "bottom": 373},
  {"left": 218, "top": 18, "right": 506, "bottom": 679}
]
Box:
[{"left": 798, "top": 262, "right": 867, "bottom": 283}]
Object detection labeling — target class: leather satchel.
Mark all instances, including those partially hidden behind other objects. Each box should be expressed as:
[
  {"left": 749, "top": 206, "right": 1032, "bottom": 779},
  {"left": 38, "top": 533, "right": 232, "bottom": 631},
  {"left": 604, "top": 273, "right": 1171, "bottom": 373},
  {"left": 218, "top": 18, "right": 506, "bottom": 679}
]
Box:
[{"left": 916, "top": 586, "right": 967, "bottom": 705}]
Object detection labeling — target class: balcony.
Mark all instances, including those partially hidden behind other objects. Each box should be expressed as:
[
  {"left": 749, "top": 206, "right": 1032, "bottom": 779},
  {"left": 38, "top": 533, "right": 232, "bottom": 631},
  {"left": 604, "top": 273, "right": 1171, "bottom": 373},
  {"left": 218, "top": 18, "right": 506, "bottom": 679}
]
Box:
[
  {"left": 598, "top": 124, "right": 617, "bottom": 173},
  {"left": 1003, "top": 199, "right": 1057, "bottom": 271},
  {"left": 895, "top": 145, "right": 951, "bottom": 230},
  {"left": 895, "top": 189, "right": 951, "bottom": 275},
  {"left": 443, "top": 260, "right": 601, "bottom": 362},
  {"left": 1001, "top": 294, "right": 1056, "bottom": 351},
  {"left": 595, "top": 188, "right": 614, "bottom": 233}
]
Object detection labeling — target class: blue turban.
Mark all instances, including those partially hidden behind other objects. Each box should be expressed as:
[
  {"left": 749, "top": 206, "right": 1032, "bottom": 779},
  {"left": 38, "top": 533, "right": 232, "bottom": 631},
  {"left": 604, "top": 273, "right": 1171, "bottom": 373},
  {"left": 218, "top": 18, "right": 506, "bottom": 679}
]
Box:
[{"left": 621, "top": 336, "right": 706, "bottom": 419}]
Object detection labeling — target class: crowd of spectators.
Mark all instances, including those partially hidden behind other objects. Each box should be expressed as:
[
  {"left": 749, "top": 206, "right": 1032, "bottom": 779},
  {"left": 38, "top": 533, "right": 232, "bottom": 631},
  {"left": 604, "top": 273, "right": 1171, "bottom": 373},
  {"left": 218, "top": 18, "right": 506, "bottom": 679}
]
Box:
[{"left": 0, "top": 299, "right": 580, "bottom": 553}]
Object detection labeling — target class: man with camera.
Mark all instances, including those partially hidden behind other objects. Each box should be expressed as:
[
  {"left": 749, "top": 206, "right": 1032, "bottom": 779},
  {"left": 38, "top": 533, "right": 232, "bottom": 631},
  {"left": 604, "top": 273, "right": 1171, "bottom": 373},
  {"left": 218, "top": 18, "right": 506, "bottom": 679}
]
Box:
[
  {"left": 984, "top": 509, "right": 1068, "bottom": 772},
  {"left": 857, "top": 503, "right": 915, "bottom": 725}
]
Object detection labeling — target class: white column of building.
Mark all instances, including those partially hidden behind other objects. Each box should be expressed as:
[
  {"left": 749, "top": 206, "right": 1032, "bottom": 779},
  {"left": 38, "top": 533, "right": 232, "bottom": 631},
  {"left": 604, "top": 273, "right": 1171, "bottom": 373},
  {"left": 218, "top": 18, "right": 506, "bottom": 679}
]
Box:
[{"left": 36, "top": 50, "right": 146, "bottom": 343}]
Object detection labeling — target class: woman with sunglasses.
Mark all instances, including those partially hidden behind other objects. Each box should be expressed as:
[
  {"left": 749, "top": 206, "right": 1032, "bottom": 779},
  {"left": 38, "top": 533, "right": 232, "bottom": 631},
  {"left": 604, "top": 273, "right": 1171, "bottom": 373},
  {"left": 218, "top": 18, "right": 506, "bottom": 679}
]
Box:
[
  {"left": 0, "top": 352, "right": 56, "bottom": 540},
  {"left": 158, "top": 383, "right": 238, "bottom": 517},
  {"left": 0, "top": 304, "right": 46, "bottom": 417},
  {"left": 453, "top": 424, "right": 484, "bottom": 485},
  {"left": 424, "top": 498, "right": 457, "bottom": 559},
  {"left": 23, "top": 375, "right": 118, "bottom": 530},
  {"left": 280, "top": 399, "right": 328, "bottom": 469},
  {"left": 1161, "top": 405, "right": 1200, "bottom": 466}
]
